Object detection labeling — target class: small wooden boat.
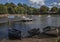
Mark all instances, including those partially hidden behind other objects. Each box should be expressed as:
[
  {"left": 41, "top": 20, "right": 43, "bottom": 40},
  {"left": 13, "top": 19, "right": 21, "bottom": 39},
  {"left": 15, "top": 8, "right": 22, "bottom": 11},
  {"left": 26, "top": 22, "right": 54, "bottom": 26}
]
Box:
[
  {"left": 43, "top": 26, "right": 60, "bottom": 36},
  {"left": 8, "top": 28, "right": 21, "bottom": 40}
]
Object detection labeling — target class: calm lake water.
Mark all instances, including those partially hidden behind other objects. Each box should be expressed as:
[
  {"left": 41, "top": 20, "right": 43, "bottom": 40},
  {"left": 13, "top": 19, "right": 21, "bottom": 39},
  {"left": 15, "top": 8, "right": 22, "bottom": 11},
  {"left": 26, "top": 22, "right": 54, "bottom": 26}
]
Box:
[{"left": 0, "top": 15, "right": 60, "bottom": 39}]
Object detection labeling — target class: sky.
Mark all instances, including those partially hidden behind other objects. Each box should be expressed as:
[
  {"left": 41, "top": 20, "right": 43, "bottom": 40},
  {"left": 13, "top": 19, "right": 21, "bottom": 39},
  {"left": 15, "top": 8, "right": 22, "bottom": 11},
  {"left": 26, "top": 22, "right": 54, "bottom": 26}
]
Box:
[{"left": 0, "top": 0, "right": 60, "bottom": 8}]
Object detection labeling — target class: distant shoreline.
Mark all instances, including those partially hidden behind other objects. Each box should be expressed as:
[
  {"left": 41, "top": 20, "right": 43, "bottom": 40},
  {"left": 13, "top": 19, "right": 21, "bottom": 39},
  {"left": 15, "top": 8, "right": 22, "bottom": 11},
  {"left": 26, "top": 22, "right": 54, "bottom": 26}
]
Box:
[{"left": 0, "top": 14, "right": 60, "bottom": 17}]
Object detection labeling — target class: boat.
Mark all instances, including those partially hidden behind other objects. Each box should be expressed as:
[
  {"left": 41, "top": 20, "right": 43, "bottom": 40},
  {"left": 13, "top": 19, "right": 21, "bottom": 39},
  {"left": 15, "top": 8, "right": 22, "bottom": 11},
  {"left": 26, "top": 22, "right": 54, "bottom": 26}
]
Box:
[
  {"left": 43, "top": 26, "right": 60, "bottom": 36},
  {"left": 21, "top": 16, "right": 33, "bottom": 22},
  {"left": 8, "top": 28, "right": 21, "bottom": 40}
]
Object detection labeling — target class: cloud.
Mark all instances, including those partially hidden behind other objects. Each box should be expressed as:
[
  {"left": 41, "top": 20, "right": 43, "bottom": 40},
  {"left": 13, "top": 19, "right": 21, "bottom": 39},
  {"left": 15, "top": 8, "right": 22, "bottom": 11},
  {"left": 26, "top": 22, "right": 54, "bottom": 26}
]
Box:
[
  {"left": 50, "top": 2, "right": 57, "bottom": 6},
  {"left": 53, "top": 2, "right": 57, "bottom": 5},
  {"left": 29, "top": 0, "right": 45, "bottom": 6},
  {"left": 58, "top": 3, "right": 60, "bottom": 5},
  {"left": 29, "top": 0, "right": 59, "bottom": 8},
  {"left": 48, "top": 6, "right": 52, "bottom": 8},
  {"left": 50, "top": 2, "right": 60, "bottom": 7}
]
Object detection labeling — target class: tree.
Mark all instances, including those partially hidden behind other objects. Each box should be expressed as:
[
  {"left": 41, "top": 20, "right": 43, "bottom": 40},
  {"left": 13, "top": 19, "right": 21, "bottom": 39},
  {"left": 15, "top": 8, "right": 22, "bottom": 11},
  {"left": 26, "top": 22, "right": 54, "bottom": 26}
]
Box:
[
  {"left": 18, "top": 3, "right": 22, "bottom": 7},
  {"left": 7, "top": 7, "right": 15, "bottom": 14},
  {"left": 5, "top": 3, "right": 16, "bottom": 14},
  {"left": 58, "top": 8, "right": 60, "bottom": 13},
  {"left": 39, "top": 5, "right": 49, "bottom": 13},
  {"left": 5, "top": 2, "right": 16, "bottom": 8},
  {"left": 0, "top": 4, "right": 8, "bottom": 14},
  {"left": 50, "top": 7, "right": 59, "bottom": 13},
  {"left": 14, "top": 6, "right": 25, "bottom": 14},
  {"left": 28, "top": 7, "right": 34, "bottom": 14},
  {"left": 33, "top": 8, "right": 39, "bottom": 14},
  {"left": 27, "top": 7, "right": 38, "bottom": 15},
  {"left": 17, "top": 3, "right": 27, "bottom": 14},
  {"left": 23, "top": 4, "right": 28, "bottom": 7}
]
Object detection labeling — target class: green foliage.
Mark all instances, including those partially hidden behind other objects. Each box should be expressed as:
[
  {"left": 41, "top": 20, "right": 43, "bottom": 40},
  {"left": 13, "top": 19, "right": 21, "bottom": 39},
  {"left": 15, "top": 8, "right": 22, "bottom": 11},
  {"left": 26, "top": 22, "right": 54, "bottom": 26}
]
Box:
[
  {"left": 14, "top": 6, "right": 25, "bottom": 14},
  {"left": 40, "top": 5, "right": 49, "bottom": 13},
  {"left": 0, "top": 4, "right": 8, "bottom": 14},
  {"left": 50, "top": 7, "right": 59, "bottom": 13},
  {"left": 5, "top": 2, "right": 16, "bottom": 8},
  {"left": 7, "top": 7, "right": 15, "bottom": 14},
  {"left": 5, "top": 2, "right": 16, "bottom": 14},
  {"left": 28, "top": 7, "right": 34, "bottom": 14},
  {"left": 18, "top": 3, "right": 23, "bottom": 7},
  {"left": 23, "top": 4, "right": 28, "bottom": 8},
  {"left": 0, "top": 2, "right": 59, "bottom": 14},
  {"left": 58, "top": 8, "right": 60, "bottom": 13}
]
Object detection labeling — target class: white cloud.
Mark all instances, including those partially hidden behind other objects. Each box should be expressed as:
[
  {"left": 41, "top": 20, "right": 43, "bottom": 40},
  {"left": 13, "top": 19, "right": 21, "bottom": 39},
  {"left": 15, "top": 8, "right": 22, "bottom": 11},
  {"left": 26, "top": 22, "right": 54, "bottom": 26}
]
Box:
[
  {"left": 50, "top": 2, "right": 57, "bottom": 6},
  {"left": 29, "top": 0, "right": 45, "bottom": 6},
  {"left": 29, "top": 0, "right": 59, "bottom": 8},
  {"left": 58, "top": 3, "right": 60, "bottom": 5},
  {"left": 48, "top": 6, "right": 52, "bottom": 8},
  {"left": 50, "top": 2, "right": 60, "bottom": 8},
  {"left": 53, "top": 2, "right": 57, "bottom": 5}
]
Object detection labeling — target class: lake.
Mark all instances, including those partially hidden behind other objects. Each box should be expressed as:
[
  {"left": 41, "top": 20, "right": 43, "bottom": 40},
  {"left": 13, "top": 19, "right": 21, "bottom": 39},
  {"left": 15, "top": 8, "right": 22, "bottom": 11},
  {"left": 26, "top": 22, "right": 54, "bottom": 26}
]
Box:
[{"left": 0, "top": 15, "right": 60, "bottom": 39}]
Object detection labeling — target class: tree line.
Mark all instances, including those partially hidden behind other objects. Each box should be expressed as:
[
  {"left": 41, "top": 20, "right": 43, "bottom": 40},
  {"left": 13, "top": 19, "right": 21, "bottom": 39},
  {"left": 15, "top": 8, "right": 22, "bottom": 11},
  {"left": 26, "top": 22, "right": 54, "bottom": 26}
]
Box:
[{"left": 0, "top": 2, "right": 60, "bottom": 15}]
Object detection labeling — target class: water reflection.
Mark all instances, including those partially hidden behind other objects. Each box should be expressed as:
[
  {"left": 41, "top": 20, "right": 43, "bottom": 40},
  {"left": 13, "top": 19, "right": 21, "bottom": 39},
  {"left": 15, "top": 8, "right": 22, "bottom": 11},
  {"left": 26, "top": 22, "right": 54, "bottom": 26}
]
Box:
[{"left": 0, "top": 23, "right": 8, "bottom": 40}]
